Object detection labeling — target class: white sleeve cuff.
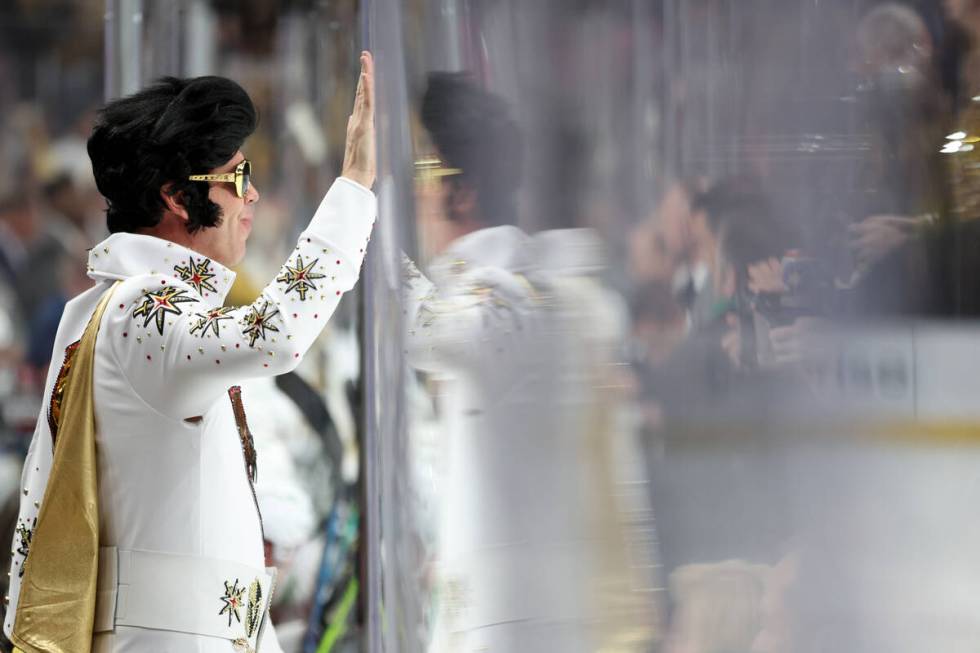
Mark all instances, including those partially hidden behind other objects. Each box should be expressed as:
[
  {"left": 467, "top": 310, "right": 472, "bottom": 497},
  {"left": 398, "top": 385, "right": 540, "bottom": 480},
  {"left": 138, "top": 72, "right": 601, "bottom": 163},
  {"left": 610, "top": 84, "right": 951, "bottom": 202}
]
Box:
[
  {"left": 306, "top": 177, "right": 377, "bottom": 257},
  {"left": 336, "top": 176, "right": 375, "bottom": 196}
]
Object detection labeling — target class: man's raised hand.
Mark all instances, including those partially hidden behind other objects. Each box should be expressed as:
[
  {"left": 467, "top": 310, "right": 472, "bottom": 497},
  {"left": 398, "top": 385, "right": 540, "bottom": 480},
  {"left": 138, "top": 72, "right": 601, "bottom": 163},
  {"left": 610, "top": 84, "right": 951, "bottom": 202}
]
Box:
[{"left": 342, "top": 51, "right": 376, "bottom": 189}]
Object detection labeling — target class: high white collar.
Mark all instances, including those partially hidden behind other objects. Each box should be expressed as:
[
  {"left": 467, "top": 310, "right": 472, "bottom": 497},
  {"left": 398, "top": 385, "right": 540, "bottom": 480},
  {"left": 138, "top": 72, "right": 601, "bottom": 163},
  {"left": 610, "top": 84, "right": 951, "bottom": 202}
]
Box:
[{"left": 86, "top": 232, "right": 237, "bottom": 309}]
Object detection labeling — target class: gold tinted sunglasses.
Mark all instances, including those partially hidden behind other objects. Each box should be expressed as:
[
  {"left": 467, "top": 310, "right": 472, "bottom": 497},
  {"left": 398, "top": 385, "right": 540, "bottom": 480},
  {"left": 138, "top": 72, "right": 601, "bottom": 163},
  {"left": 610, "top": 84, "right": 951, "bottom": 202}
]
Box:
[
  {"left": 414, "top": 157, "right": 462, "bottom": 183},
  {"left": 188, "top": 159, "right": 251, "bottom": 198}
]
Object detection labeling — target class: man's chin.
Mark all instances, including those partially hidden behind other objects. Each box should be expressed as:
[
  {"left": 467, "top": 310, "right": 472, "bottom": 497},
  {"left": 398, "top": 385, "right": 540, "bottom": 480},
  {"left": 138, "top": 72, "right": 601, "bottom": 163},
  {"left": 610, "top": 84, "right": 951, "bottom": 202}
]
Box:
[{"left": 230, "top": 246, "right": 247, "bottom": 268}]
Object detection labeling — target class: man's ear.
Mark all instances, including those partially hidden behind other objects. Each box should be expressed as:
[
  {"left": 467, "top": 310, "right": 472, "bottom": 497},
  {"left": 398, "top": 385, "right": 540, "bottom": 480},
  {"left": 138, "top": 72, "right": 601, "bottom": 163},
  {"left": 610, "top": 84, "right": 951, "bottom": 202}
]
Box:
[
  {"left": 160, "top": 183, "right": 190, "bottom": 222},
  {"left": 448, "top": 185, "right": 478, "bottom": 221}
]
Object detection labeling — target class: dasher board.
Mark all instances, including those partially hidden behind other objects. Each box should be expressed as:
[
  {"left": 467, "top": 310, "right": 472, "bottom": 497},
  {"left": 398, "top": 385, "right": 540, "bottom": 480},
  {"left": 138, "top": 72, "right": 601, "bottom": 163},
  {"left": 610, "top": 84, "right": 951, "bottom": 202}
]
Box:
[{"left": 802, "top": 322, "right": 980, "bottom": 425}]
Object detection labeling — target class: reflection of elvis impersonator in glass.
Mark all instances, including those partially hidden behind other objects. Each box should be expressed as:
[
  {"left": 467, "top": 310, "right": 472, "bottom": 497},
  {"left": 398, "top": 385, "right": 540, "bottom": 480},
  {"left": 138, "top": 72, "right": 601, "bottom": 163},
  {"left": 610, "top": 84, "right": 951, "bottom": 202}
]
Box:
[
  {"left": 4, "top": 54, "right": 377, "bottom": 653},
  {"left": 406, "top": 74, "right": 662, "bottom": 653}
]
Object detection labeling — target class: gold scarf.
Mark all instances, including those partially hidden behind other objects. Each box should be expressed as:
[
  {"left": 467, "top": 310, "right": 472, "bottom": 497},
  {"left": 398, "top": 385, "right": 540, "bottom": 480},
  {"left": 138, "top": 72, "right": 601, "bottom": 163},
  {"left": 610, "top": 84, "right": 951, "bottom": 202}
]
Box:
[{"left": 11, "top": 283, "right": 118, "bottom": 653}]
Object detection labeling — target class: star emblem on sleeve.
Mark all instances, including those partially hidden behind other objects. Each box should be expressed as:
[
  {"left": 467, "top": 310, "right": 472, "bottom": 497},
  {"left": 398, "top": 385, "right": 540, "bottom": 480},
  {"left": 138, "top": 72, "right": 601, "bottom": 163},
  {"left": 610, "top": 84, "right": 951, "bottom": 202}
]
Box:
[
  {"left": 276, "top": 255, "right": 326, "bottom": 301},
  {"left": 242, "top": 300, "right": 280, "bottom": 347},
  {"left": 219, "top": 578, "right": 246, "bottom": 627},
  {"left": 15, "top": 516, "right": 35, "bottom": 578},
  {"left": 174, "top": 256, "right": 218, "bottom": 295},
  {"left": 132, "top": 287, "right": 197, "bottom": 335},
  {"left": 190, "top": 306, "right": 236, "bottom": 338}
]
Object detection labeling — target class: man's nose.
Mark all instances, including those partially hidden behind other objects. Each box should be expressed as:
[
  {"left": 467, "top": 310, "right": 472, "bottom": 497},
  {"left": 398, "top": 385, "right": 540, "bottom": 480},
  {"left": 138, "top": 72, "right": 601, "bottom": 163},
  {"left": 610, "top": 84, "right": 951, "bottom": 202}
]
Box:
[{"left": 246, "top": 181, "right": 260, "bottom": 204}]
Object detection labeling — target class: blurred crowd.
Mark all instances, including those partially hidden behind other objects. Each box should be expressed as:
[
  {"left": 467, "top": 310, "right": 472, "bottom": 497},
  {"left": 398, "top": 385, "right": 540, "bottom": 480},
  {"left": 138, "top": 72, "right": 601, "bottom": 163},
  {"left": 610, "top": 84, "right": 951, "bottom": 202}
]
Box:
[
  {"left": 629, "top": 0, "right": 980, "bottom": 396},
  {"left": 0, "top": 1, "right": 105, "bottom": 479}
]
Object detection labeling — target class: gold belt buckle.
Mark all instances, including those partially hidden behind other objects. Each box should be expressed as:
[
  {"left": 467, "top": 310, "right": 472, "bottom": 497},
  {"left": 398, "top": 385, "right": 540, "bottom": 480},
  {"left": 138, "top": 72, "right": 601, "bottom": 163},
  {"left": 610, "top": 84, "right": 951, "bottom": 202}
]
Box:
[{"left": 233, "top": 637, "right": 255, "bottom": 653}]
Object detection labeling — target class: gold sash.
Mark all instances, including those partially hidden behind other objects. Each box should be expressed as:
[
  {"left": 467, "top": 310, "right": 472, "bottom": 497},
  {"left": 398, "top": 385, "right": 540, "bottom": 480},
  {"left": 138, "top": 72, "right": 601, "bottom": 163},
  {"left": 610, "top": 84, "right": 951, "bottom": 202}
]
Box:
[{"left": 11, "top": 283, "right": 118, "bottom": 653}]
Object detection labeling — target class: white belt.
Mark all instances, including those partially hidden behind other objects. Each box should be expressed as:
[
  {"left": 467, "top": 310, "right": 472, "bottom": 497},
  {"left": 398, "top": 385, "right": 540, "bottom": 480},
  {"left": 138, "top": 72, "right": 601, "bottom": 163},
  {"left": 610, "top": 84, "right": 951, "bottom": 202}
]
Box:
[{"left": 94, "top": 546, "right": 277, "bottom": 653}]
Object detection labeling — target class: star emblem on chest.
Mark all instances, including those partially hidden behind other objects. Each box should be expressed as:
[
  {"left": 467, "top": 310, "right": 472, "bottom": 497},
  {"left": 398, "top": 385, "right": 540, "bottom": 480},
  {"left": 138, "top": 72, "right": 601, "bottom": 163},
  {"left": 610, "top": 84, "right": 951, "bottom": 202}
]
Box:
[
  {"left": 132, "top": 287, "right": 197, "bottom": 335},
  {"left": 190, "top": 306, "right": 236, "bottom": 338},
  {"left": 276, "top": 255, "right": 326, "bottom": 301},
  {"left": 242, "top": 300, "right": 280, "bottom": 347},
  {"left": 174, "top": 256, "right": 218, "bottom": 294}
]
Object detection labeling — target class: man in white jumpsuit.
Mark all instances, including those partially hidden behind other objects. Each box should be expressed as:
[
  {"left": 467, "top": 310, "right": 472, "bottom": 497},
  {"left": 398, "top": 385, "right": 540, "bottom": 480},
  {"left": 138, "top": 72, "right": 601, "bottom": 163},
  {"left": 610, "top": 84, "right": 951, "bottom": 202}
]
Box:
[{"left": 4, "top": 55, "right": 376, "bottom": 653}]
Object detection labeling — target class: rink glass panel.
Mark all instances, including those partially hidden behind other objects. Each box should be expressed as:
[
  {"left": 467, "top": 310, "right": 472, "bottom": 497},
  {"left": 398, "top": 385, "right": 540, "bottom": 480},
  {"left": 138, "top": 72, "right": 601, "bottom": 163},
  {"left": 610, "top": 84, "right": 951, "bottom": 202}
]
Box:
[{"left": 364, "top": 1, "right": 980, "bottom": 653}]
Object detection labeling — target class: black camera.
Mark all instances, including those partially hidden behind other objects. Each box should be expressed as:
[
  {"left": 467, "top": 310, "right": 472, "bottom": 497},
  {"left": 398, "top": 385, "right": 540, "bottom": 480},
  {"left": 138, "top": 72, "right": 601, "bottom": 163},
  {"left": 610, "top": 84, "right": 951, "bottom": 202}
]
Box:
[
  {"left": 733, "top": 254, "right": 844, "bottom": 370},
  {"left": 751, "top": 255, "right": 837, "bottom": 328}
]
